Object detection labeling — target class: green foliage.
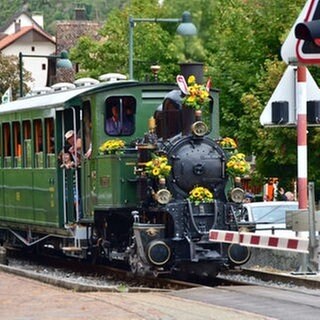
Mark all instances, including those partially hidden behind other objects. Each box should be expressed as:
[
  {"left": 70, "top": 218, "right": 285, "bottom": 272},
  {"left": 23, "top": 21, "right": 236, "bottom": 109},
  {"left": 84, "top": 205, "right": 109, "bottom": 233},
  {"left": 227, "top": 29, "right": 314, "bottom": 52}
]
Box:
[
  {"left": 0, "top": 0, "right": 126, "bottom": 34},
  {"left": 0, "top": 54, "right": 31, "bottom": 100},
  {"left": 70, "top": 0, "right": 184, "bottom": 80}
]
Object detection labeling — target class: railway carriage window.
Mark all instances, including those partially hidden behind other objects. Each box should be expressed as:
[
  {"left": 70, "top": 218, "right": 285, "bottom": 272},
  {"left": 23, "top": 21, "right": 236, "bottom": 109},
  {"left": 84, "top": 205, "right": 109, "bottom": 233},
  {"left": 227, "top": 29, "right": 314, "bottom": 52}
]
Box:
[
  {"left": 45, "top": 118, "right": 55, "bottom": 167},
  {"left": 23, "top": 121, "right": 32, "bottom": 168},
  {"left": 45, "top": 118, "right": 54, "bottom": 153},
  {"left": 34, "top": 119, "right": 43, "bottom": 168},
  {"left": 13, "top": 122, "right": 21, "bottom": 168},
  {"left": 2, "top": 123, "right": 11, "bottom": 168},
  {"left": 105, "top": 96, "right": 136, "bottom": 136},
  {"left": 83, "top": 104, "right": 92, "bottom": 158}
]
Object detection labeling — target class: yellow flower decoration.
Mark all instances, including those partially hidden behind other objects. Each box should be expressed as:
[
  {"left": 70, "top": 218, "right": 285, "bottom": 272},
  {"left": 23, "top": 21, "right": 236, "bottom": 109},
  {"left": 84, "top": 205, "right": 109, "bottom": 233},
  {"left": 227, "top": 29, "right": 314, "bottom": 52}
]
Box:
[
  {"left": 219, "top": 137, "right": 237, "bottom": 149},
  {"left": 226, "top": 152, "right": 250, "bottom": 177},
  {"left": 99, "top": 139, "right": 125, "bottom": 154},
  {"left": 182, "top": 75, "right": 210, "bottom": 111},
  {"left": 188, "top": 186, "right": 214, "bottom": 205},
  {"left": 145, "top": 154, "right": 171, "bottom": 179}
]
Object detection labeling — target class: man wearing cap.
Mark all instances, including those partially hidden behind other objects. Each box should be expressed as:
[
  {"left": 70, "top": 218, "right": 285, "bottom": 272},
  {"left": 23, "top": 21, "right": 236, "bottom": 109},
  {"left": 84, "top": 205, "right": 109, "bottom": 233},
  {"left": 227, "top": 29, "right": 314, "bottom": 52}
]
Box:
[{"left": 65, "top": 130, "right": 82, "bottom": 166}]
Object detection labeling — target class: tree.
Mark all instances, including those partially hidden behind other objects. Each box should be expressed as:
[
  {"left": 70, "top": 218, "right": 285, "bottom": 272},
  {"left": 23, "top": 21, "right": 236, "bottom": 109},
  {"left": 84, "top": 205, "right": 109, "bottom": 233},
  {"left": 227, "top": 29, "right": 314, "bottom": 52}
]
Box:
[
  {"left": 70, "top": 0, "right": 190, "bottom": 81},
  {"left": 0, "top": 54, "right": 31, "bottom": 101}
]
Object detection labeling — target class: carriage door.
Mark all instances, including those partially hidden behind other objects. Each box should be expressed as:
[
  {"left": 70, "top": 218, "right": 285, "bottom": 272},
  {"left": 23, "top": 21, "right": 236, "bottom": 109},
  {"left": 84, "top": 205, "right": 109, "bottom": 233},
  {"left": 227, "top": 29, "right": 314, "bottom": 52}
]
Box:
[{"left": 57, "top": 107, "right": 82, "bottom": 223}]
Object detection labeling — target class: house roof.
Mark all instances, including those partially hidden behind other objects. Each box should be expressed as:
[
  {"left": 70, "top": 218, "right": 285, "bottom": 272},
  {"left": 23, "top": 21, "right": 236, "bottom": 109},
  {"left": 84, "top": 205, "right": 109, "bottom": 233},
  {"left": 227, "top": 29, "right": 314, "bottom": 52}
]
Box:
[
  {"left": 0, "top": 25, "right": 55, "bottom": 51},
  {"left": 0, "top": 10, "right": 42, "bottom": 33}
]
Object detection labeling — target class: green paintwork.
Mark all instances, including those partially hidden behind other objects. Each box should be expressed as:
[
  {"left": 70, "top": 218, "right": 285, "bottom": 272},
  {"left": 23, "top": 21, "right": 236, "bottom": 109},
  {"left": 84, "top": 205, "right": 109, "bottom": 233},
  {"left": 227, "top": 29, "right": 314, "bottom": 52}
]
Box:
[{"left": 95, "top": 153, "right": 138, "bottom": 209}]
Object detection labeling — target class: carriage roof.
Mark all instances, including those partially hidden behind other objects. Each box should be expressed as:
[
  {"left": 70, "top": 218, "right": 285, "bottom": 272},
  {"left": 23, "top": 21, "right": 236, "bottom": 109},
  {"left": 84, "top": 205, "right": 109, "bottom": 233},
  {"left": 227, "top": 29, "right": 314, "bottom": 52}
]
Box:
[{"left": 0, "top": 80, "right": 140, "bottom": 115}]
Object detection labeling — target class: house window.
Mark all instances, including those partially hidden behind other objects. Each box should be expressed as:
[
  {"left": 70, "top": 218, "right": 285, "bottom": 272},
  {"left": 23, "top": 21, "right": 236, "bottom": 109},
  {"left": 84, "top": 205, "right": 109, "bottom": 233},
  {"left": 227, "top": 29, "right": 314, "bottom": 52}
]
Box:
[
  {"left": 42, "top": 64, "right": 46, "bottom": 70},
  {"left": 31, "top": 46, "right": 35, "bottom": 52}
]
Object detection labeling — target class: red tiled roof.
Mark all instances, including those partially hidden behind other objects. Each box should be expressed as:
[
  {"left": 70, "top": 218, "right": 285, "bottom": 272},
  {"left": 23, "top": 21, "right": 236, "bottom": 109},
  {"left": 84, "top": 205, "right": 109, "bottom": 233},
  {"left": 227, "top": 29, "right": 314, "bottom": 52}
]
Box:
[{"left": 0, "top": 25, "right": 55, "bottom": 50}]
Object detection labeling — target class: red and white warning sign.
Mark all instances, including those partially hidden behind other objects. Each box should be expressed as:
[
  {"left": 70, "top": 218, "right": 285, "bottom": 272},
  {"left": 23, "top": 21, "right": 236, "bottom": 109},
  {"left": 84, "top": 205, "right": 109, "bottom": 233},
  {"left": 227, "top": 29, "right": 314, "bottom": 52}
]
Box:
[{"left": 209, "top": 229, "right": 309, "bottom": 253}]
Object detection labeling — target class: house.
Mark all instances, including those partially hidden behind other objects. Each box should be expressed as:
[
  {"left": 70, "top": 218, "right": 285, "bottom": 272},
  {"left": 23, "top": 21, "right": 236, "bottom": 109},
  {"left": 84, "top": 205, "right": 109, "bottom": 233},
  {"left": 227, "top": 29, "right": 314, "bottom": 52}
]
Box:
[{"left": 0, "top": 10, "right": 56, "bottom": 90}]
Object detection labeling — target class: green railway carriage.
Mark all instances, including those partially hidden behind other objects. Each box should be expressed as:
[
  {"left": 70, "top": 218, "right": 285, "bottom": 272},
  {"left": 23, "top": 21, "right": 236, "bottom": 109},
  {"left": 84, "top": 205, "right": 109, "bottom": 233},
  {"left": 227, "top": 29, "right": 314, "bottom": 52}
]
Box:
[
  {"left": 0, "top": 76, "right": 249, "bottom": 277},
  {"left": 0, "top": 80, "right": 179, "bottom": 227}
]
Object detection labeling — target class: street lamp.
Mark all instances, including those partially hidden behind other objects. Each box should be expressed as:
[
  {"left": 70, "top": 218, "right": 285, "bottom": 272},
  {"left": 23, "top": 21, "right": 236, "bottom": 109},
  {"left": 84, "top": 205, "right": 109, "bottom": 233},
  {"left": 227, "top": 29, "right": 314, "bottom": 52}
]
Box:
[
  {"left": 129, "top": 11, "right": 197, "bottom": 80},
  {"left": 19, "top": 50, "right": 73, "bottom": 97}
]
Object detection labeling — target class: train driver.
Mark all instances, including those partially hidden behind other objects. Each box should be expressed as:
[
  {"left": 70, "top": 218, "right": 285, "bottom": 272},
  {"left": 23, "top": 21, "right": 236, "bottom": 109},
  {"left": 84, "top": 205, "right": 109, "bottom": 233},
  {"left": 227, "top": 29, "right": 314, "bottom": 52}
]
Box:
[{"left": 106, "top": 105, "right": 134, "bottom": 135}]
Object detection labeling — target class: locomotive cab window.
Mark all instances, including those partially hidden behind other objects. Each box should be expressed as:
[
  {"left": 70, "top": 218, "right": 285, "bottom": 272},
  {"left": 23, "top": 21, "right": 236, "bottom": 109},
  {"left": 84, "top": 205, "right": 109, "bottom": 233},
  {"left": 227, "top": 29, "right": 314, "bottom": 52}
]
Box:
[{"left": 105, "top": 96, "right": 136, "bottom": 136}]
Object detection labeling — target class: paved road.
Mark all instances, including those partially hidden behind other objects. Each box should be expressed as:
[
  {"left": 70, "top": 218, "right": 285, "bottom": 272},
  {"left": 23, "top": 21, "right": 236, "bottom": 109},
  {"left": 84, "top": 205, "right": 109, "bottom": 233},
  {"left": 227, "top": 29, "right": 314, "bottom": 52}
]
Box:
[
  {"left": 0, "top": 271, "right": 270, "bottom": 320},
  {"left": 171, "top": 285, "right": 320, "bottom": 320}
]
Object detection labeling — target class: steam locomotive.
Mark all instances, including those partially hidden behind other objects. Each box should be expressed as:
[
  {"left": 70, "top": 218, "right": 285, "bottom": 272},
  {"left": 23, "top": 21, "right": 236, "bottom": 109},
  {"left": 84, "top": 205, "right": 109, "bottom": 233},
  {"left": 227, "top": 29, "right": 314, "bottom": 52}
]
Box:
[{"left": 0, "top": 73, "right": 250, "bottom": 277}]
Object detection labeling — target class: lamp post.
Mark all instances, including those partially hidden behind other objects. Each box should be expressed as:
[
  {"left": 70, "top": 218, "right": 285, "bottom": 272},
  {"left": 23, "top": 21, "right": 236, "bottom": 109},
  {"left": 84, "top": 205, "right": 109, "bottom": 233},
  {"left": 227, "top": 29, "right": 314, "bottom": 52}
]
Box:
[
  {"left": 128, "top": 11, "right": 197, "bottom": 80},
  {"left": 19, "top": 50, "right": 73, "bottom": 97}
]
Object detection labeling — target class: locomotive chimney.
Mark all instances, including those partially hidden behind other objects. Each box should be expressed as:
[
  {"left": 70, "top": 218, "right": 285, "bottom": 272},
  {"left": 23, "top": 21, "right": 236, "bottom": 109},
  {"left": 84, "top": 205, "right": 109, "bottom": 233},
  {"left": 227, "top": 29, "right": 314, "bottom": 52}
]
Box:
[{"left": 179, "top": 62, "right": 204, "bottom": 83}]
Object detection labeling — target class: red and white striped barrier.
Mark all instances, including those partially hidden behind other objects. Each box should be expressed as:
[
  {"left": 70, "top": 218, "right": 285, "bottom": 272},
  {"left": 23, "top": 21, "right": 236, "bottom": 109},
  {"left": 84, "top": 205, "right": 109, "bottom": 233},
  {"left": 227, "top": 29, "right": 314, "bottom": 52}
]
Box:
[{"left": 209, "top": 229, "right": 309, "bottom": 253}]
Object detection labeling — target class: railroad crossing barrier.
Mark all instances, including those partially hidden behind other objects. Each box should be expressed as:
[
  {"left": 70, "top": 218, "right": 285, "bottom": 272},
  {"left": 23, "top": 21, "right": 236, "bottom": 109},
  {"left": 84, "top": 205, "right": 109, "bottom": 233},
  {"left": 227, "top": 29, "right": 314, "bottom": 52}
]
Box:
[{"left": 209, "top": 229, "right": 309, "bottom": 253}]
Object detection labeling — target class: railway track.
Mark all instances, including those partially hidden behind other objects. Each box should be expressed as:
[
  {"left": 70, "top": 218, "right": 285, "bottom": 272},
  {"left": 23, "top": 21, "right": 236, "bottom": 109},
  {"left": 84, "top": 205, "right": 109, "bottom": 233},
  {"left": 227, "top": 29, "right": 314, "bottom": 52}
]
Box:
[
  {"left": 1, "top": 249, "right": 202, "bottom": 291},
  {"left": 2, "top": 247, "right": 320, "bottom": 292}
]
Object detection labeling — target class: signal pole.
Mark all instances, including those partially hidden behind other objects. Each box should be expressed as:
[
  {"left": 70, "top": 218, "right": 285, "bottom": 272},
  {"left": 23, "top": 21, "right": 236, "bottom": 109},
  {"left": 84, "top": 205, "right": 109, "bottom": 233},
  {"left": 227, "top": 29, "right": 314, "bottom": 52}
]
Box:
[{"left": 296, "top": 65, "right": 308, "bottom": 209}]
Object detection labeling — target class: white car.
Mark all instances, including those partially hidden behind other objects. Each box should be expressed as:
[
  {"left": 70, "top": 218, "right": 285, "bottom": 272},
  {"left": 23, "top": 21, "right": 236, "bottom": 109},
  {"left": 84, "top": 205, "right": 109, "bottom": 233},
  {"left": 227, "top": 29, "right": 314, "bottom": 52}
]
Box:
[{"left": 238, "top": 201, "right": 308, "bottom": 238}]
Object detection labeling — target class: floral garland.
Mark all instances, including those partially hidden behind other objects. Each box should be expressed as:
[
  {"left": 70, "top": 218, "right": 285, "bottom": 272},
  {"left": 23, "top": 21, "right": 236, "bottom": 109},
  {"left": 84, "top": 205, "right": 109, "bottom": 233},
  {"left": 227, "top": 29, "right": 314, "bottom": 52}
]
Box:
[
  {"left": 182, "top": 75, "right": 210, "bottom": 110},
  {"left": 226, "top": 152, "right": 250, "bottom": 177},
  {"left": 99, "top": 139, "right": 125, "bottom": 154},
  {"left": 145, "top": 154, "right": 171, "bottom": 179},
  {"left": 188, "top": 186, "right": 214, "bottom": 205}
]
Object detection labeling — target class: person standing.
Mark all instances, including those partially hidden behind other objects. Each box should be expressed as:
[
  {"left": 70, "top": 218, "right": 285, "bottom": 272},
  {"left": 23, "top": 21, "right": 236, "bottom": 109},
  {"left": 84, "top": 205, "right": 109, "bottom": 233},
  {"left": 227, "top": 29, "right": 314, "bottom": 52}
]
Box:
[
  {"left": 278, "top": 187, "right": 295, "bottom": 201},
  {"left": 65, "top": 130, "right": 82, "bottom": 166},
  {"left": 64, "top": 130, "right": 82, "bottom": 220}
]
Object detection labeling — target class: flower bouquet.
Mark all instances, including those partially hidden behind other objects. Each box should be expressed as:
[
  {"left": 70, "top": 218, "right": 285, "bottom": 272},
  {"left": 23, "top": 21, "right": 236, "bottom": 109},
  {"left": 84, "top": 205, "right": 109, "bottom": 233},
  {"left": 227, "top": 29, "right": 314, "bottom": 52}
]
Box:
[
  {"left": 99, "top": 139, "right": 125, "bottom": 154},
  {"left": 145, "top": 154, "right": 171, "bottom": 179},
  {"left": 182, "top": 75, "right": 210, "bottom": 111},
  {"left": 219, "top": 137, "right": 237, "bottom": 149},
  {"left": 188, "top": 186, "right": 214, "bottom": 205},
  {"left": 226, "top": 152, "right": 250, "bottom": 177}
]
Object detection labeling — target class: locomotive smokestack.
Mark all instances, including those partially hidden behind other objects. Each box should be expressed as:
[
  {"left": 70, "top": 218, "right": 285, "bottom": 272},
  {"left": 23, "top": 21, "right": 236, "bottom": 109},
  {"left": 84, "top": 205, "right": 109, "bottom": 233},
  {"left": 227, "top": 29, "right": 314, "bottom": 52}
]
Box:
[{"left": 179, "top": 62, "right": 204, "bottom": 83}]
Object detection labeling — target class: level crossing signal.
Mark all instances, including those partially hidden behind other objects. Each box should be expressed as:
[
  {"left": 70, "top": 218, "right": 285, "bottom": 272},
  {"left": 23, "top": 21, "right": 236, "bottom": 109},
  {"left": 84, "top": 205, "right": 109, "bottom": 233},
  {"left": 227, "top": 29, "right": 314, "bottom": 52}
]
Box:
[{"left": 294, "top": 0, "right": 320, "bottom": 64}]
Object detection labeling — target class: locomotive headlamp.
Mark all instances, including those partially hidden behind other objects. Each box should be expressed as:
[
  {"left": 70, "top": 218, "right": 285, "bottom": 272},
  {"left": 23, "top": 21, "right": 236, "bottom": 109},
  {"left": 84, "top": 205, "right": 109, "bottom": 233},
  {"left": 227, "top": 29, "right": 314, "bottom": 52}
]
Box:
[
  {"left": 147, "top": 240, "right": 171, "bottom": 266},
  {"left": 155, "top": 189, "right": 172, "bottom": 204},
  {"left": 191, "top": 121, "right": 208, "bottom": 137},
  {"left": 230, "top": 187, "right": 245, "bottom": 203}
]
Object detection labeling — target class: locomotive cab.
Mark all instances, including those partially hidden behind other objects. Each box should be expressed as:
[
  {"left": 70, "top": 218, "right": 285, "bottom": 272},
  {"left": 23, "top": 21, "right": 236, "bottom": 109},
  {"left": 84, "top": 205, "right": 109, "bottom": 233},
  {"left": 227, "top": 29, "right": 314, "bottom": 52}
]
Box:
[{"left": 154, "top": 89, "right": 213, "bottom": 140}]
